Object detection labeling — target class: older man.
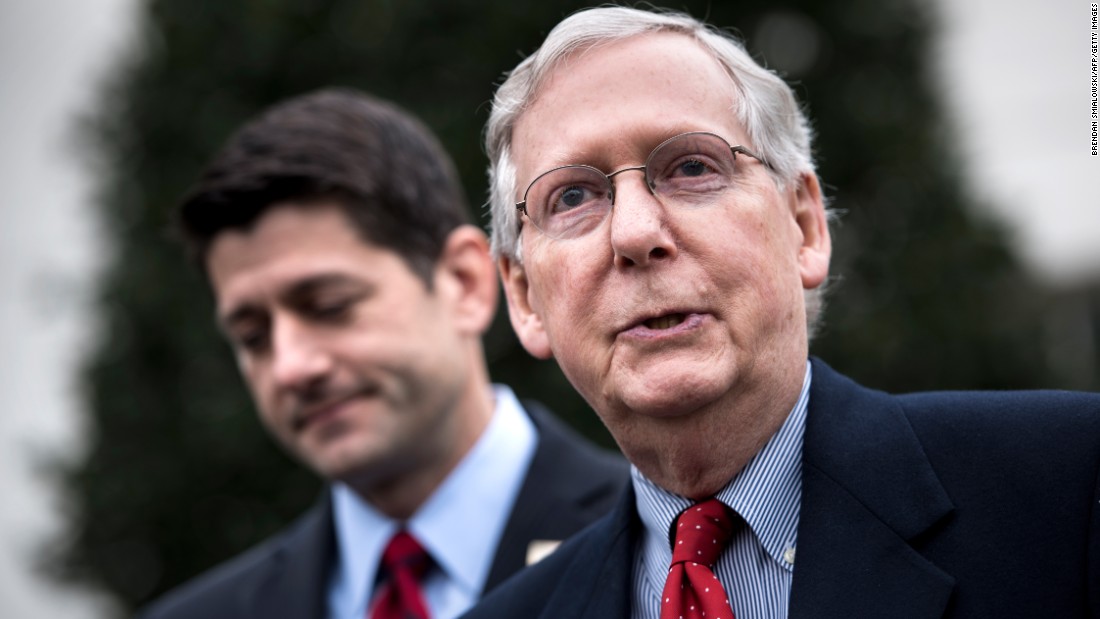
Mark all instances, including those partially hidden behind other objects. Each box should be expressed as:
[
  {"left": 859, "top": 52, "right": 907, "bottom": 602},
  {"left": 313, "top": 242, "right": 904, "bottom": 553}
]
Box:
[{"left": 463, "top": 6, "right": 1100, "bottom": 619}]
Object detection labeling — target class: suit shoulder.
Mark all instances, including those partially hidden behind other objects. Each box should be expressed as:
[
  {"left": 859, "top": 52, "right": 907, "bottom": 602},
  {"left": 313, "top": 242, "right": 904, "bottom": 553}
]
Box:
[
  {"left": 894, "top": 389, "right": 1100, "bottom": 485},
  {"left": 136, "top": 507, "right": 322, "bottom": 619},
  {"left": 896, "top": 389, "right": 1100, "bottom": 439},
  {"left": 137, "top": 539, "right": 278, "bottom": 619}
]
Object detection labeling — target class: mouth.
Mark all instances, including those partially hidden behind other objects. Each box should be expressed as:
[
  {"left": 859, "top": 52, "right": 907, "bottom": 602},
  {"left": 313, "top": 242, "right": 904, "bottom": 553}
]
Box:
[
  {"left": 293, "top": 401, "right": 347, "bottom": 432},
  {"left": 621, "top": 311, "right": 706, "bottom": 339},
  {"left": 292, "top": 387, "right": 376, "bottom": 432},
  {"left": 642, "top": 313, "right": 687, "bottom": 330}
]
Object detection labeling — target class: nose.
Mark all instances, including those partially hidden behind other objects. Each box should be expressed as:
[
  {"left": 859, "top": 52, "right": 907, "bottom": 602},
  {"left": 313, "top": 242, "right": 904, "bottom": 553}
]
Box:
[
  {"left": 608, "top": 171, "right": 677, "bottom": 268},
  {"left": 270, "top": 317, "right": 333, "bottom": 393}
]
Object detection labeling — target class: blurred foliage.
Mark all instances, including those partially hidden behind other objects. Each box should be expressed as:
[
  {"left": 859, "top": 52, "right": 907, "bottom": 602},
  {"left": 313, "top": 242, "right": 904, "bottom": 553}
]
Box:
[{"left": 52, "top": 0, "right": 1068, "bottom": 614}]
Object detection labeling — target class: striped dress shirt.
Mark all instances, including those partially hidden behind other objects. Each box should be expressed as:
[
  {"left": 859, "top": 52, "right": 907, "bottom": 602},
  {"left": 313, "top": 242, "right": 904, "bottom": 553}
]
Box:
[{"left": 631, "top": 362, "right": 811, "bottom": 619}]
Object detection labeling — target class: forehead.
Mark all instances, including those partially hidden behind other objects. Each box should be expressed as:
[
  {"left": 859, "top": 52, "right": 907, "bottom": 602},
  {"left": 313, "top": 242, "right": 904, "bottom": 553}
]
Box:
[
  {"left": 205, "top": 202, "right": 400, "bottom": 306},
  {"left": 513, "top": 32, "right": 745, "bottom": 179}
]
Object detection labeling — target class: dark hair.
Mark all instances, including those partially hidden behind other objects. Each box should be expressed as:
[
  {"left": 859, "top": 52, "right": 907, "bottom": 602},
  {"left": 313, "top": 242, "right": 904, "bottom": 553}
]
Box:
[{"left": 177, "top": 87, "right": 470, "bottom": 283}]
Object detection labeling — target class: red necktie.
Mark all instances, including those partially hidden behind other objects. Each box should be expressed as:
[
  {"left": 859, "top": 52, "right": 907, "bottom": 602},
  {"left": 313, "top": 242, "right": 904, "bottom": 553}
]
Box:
[
  {"left": 369, "top": 531, "right": 432, "bottom": 619},
  {"left": 660, "top": 498, "right": 737, "bottom": 619}
]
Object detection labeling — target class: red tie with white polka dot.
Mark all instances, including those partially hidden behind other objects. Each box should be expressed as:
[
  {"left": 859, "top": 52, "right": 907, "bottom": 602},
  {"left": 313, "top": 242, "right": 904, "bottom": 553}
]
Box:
[
  {"left": 370, "top": 531, "right": 432, "bottom": 619},
  {"left": 660, "top": 498, "right": 737, "bottom": 619}
]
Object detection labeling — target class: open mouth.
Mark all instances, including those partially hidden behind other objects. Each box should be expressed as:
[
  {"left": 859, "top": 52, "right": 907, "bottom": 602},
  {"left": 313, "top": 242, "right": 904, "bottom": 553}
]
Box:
[{"left": 643, "top": 313, "right": 686, "bottom": 330}]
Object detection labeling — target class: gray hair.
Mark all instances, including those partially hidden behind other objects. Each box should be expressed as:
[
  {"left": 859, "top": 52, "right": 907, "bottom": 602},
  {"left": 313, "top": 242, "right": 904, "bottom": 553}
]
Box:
[{"left": 484, "top": 5, "right": 829, "bottom": 336}]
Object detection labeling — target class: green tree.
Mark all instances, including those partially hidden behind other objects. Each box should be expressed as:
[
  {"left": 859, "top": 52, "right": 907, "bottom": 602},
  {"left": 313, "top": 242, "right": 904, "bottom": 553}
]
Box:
[{"left": 51, "top": 0, "right": 1057, "bottom": 614}]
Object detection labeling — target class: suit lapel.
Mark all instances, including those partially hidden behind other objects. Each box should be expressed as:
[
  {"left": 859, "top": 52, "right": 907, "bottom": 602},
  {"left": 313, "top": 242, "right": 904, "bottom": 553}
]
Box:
[
  {"left": 536, "top": 487, "right": 637, "bottom": 619},
  {"left": 247, "top": 496, "right": 334, "bottom": 619},
  {"left": 790, "top": 360, "right": 956, "bottom": 618},
  {"left": 483, "top": 401, "right": 628, "bottom": 593}
]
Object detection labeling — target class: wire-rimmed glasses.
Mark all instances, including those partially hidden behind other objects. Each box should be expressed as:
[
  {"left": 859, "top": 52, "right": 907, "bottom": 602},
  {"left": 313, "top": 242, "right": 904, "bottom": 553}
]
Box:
[{"left": 515, "top": 131, "right": 771, "bottom": 240}]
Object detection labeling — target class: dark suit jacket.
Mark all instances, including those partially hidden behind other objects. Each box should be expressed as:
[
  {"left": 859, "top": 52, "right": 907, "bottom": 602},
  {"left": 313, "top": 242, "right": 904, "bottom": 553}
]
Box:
[
  {"left": 138, "top": 401, "right": 629, "bottom": 619},
  {"left": 462, "top": 359, "right": 1100, "bottom": 618}
]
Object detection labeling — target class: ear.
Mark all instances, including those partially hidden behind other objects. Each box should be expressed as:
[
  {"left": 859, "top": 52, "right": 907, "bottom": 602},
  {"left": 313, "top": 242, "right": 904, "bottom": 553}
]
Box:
[
  {"left": 498, "top": 255, "right": 553, "bottom": 359},
  {"left": 433, "top": 225, "right": 498, "bottom": 335},
  {"left": 790, "top": 172, "right": 832, "bottom": 290}
]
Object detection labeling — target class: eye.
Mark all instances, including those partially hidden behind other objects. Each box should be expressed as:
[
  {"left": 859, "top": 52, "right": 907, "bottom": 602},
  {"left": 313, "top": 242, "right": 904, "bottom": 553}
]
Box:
[
  {"left": 676, "top": 158, "right": 711, "bottom": 178},
  {"left": 552, "top": 184, "right": 596, "bottom": 212},
  {"left": 230, "top": 324, "right": 270, "bottom": 354},
  {"left": 646, "top": 132, "right": 742, "bottom": 198},
  {"left": 306, "top": 297, "right": 354, "bottom": 321},
  {"left": 661, "top": 152, "right": 723, "bottom": 180},
  {"left": 525, "top": 165, "right": 610, "bottom": 217},
  {"left": 651, "top": 152, "right": 731, "bottom": 197},
  {"left": 239, "top": 332, "right": 269, "bottom": 352}
]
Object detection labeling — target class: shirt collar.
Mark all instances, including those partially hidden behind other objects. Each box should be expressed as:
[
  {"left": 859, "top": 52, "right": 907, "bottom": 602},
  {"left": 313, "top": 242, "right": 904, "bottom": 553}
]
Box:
[
  {"left": 632, "top": 360, "right": 810, "bottom": 573},
  {"left": 330, "top": 384, "right": 537, "bottom": 615}
]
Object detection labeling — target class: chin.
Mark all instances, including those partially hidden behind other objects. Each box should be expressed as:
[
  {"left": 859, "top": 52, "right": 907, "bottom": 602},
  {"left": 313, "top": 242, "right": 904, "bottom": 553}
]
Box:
[
  {"left": 303, "top": 441, "right": 378, "bottom": 481},
  {"left": 305, "top": 455, "right": 357, "bottom": 482},
  {"left": 613, "top": 373, "right": 732, "bottom": 419},
  {"left": 623, "top": 397, "right": 711, "bottom": 420}
]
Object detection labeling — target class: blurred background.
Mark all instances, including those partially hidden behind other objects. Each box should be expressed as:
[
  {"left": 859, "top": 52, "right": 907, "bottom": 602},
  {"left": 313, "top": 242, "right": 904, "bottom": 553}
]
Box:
[{"left": 1, "top": 0, "right": 1096, "bottom": 617}]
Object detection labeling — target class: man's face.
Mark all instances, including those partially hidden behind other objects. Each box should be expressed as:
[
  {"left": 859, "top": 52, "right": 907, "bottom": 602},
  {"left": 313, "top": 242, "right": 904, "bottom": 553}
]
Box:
[
  {"left": 207, "top": 202, "right": 476, "bottom": 490},
  {"left": 502, "top": 33, "right": 830, "bottom": 489}
]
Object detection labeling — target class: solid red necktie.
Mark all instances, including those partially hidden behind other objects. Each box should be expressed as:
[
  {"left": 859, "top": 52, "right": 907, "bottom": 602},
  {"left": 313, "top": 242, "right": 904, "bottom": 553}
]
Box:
[
  {"left": 369, "top": 531, "right": 432, "bottom": 619},
  {"left": 660, "top": 498, "right": 737, "bottom": 619}
]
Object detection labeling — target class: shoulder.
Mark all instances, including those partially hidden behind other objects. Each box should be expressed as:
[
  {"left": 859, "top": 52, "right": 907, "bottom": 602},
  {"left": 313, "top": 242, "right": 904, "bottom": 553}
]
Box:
[
  {"left": 136, "top": 504, "right": 326, "bottom": 619},
  {"left": 896, "top": 389, "right": 1100, "bottom": 448},
  {"left": 895, "top": 389, "right": 1100, "bottom": 482},
  {"left": 136, "top": 537, "right": 282, "bottom": 619},
  {"left": 819, "top": 360, "right": 1100, "bottom": 498},
  {"left": 809, "top": 358, "right": 1100, "bottom": 497},
  {"left": 811, "top": 358, "right": 1100, "bottom": 455}
]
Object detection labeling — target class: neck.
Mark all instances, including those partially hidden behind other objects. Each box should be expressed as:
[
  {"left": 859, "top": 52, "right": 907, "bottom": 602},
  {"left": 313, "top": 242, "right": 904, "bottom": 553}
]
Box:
[{"left": 626, "top": 362, "right": 805, "bottom": 499}]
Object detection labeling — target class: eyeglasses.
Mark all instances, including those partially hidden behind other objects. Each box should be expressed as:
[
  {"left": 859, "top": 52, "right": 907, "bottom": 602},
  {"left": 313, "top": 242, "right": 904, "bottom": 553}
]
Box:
[{"left": 515, "top": 131, "right": 771, "bottom": 240}]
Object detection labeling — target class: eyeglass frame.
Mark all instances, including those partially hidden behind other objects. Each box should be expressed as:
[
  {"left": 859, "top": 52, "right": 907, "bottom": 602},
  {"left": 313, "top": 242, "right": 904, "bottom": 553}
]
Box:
[{"left": 514, "top": 131, "right": 775, "bottom": 237}]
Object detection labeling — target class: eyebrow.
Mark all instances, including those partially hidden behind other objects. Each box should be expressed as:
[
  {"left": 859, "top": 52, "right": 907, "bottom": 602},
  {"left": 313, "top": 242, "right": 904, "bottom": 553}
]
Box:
[
  {"left": 218, "top": 273, "right": 374, "bottom": 332},
  {"left": 539, "top": 129, "right": 704, "bottom": 171}
]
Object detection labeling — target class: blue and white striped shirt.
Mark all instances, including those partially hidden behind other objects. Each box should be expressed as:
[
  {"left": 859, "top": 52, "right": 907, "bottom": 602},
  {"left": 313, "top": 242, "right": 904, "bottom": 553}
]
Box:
[{"left": 631, "top": 362, "right": 811, "bottom": 619}]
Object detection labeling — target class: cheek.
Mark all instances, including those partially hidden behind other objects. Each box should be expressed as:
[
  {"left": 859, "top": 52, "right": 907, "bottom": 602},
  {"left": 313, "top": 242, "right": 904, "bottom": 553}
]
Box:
[
  {"left": 253, "top": 389, "right": 279, "bottom": 429},
  {"left": 526, "top": 243, "right": 586, "bottom": 317},
  {"left": 535, "top": 253, "right": 607, "bottom": 338},
  {"left": 239, "top": 363, "right": 280, "bottom": 425},
  {"left": 237, "top": 359, "right": 263, "bottom": 402},
  {"left": 531, "top": 261, "right": 613, "bottom": 394}
]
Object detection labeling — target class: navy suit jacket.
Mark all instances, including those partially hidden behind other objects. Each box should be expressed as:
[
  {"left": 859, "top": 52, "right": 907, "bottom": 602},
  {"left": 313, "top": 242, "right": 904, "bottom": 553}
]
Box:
[
  {"left": 462, "top": 359, "right": 1100, "bottom": 618},
  {"left": 138, "top": 401, "right": 629, "bottom": 619}
]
